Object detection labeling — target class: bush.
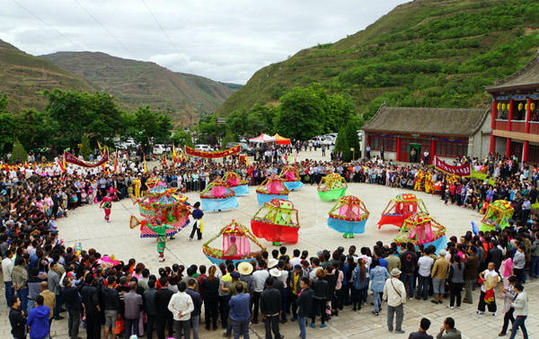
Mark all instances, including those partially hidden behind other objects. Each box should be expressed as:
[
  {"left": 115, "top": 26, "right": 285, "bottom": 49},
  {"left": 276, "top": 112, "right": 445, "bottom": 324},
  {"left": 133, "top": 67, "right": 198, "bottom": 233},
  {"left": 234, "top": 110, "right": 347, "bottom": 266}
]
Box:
[{"left": 11, "top": 139, "right": 27, "bottom": 163}]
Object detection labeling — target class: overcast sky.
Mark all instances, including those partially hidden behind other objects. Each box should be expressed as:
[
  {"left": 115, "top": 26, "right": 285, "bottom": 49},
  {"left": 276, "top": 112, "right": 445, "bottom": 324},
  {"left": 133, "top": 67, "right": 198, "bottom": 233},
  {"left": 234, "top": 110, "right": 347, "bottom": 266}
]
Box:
[{"left": 1, "top": 0, "right": 408, "bottom": 84}]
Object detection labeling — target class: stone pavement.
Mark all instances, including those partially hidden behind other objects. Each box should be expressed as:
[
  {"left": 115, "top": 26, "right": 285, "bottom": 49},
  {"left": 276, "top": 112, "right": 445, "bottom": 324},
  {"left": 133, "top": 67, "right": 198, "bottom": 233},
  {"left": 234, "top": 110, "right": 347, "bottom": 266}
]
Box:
[{"left": 0, "top": 150, "right": 536, "bottom": 338}]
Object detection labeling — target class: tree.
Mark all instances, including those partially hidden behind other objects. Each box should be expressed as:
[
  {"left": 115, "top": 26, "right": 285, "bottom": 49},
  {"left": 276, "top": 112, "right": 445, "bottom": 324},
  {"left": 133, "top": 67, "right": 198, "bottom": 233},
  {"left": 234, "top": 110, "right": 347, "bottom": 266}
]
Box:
[
  {"left": 10, "top": 139, "right": 27, "bottom": 163},
  {"left": 334, "top": 119, "right": 361, "bottom": 162},
  {"left": 42, "top": 89, "right": 125, "bottom": 151},
  {"left": 79, "top": 134, "right": 92, "bottom": 160},
  {"left": 172, "top": 128, "right": 194, "bottom": 147},
  {"left": 13, "top": 109, "right": 57, "bottom": 153},
  {"left": 126, "top": 106, "right": 173, "bottom": 152},
  {"left": 275, "top": 85, "right": 326, "bottom": 140}
]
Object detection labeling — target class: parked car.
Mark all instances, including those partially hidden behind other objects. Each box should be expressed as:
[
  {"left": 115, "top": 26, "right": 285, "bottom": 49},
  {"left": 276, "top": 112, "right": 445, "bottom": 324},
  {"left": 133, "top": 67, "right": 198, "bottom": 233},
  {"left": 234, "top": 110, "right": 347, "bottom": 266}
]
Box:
[
  {"left": 226, "top": 142, "right": 256, "bottom": 155},
  {"left": 195, "top": 144, "right": 213, "bottom": 152},
  {"left": 152, "top": 144, "right": 171, "bottom": 155}
]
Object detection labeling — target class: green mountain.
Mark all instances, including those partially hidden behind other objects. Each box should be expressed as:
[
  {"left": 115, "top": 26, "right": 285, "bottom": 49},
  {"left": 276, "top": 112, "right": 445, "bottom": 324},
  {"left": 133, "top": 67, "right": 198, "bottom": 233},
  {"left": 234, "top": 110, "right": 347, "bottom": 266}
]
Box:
[
  {"left": 0, "top": 39, "right": 95, "bottom": 113},
  {"left": 217, "top": 0, "right": 539, "bottom": 121},
  {"left": 40, "top": 51, "right": 239, "bottom": 125}
]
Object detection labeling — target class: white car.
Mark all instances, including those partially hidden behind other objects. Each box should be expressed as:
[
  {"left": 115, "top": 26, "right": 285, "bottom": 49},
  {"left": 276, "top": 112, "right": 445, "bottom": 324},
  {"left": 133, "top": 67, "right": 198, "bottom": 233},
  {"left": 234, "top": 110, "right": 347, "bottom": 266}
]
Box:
[
  {"left": 153, "top": 144, "right": 168, "bottom": 155},
  {"left": 195, "top": 144, "right": 213, "bottom": 152}
]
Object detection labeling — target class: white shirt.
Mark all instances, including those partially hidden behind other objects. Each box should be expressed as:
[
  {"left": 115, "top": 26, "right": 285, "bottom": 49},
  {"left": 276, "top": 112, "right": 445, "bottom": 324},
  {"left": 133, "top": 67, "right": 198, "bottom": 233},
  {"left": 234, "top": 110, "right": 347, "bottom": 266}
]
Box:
[
  {"left": 383, "top": 277, "right": 407, "bottom": 307},
  {"left": 481, "top": 269, "right": 500, "bottom": 292},
  {"left": 2, "top": 257, "right": 13, "bottom": 282},
  {"left": 168, "top": 291, "right": 194, "bottom": 321},
  {"left": 417, "top": 256, "right": 434, "bottom": 277},
  {"left": 251, "top": 270, "right": 269, "bottom": 293},
  {"left": 289, "top": 257, "right": 301, "bottom": 268},
  {"left": 309, "top": 267, "right": 322, "bottom": 281}
]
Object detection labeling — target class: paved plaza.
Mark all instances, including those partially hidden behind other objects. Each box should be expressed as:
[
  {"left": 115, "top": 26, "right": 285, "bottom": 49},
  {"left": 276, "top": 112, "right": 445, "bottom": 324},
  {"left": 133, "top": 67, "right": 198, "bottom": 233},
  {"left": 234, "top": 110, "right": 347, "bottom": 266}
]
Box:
[{"left": 0, "top": 151, "right": 537, "bottom": 338}]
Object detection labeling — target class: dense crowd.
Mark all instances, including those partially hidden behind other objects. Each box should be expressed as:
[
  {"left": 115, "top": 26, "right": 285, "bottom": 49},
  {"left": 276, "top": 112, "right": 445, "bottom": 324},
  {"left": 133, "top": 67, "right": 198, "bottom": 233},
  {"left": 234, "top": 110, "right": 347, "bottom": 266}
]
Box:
[{"left": 0, "top": 150, "right": 537, "bottom": 339}]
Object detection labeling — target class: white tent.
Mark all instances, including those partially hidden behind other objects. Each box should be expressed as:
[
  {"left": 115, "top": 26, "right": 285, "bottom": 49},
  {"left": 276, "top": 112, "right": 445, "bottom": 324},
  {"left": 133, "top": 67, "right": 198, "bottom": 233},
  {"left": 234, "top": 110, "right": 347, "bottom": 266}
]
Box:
[{"left": 249, "top": 133, "right": 276, "bottom": 143}]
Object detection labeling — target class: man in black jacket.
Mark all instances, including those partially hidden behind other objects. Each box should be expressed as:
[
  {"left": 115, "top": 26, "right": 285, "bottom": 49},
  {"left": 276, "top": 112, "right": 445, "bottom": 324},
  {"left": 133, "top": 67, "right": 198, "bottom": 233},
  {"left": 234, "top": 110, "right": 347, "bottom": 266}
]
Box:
[
  {"left": 61, "top": 277, "right": 82, "bottom": 339},
  {"left": 9, "top": 296, "right": 26, "bottom": 339},
  {"left": 261, "top": 277, "right": 283, "bottom": 339},
  {"left": 186, "top": 278, "right": 203, "bottom": 339},
  {"left": 155, "top": 277, "right": 174, "bottom": 339},
  {"left": 101, "top": 276, "right": 120, "bottom": 339},
  {"left": 296, "top": 277, "right": 313, "bottom": 339},
  {"left": 80, "top": 274, "right": 101, "bottom": 339},
  {"left": 143, "top": 279, "right": 158, "bottom": 339}
]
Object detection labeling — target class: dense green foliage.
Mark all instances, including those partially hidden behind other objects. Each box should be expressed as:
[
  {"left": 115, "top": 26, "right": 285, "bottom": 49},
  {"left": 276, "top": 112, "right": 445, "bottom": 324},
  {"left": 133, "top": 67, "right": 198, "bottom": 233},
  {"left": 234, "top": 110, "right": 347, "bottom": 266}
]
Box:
[
  {"left": 11, "top": 139, "right": 27, "bottom": 163},
  {"left": 0, "top": 89, "right": 174, "bottom": 160},
  {"left": 334, "top": 122, "right": 361, "bottom": 162},
  {"left": 79, "top": 135, "right": 92, "bottom": 160},
  {"left": 171, "top": 129, "right": 194, "bottom": 148},
  {"left": 196, "top": 84, "right": 356, "bottom": 141},
  {"left": 216, "top": 0, "right": 539, "bottom": 123}
]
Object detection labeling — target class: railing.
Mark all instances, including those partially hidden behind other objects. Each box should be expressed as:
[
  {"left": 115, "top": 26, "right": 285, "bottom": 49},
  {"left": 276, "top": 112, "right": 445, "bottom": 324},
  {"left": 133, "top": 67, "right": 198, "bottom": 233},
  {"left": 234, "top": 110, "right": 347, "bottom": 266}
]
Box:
[{"left": 512, "top": 121, "right": 526, "bottom": 133}]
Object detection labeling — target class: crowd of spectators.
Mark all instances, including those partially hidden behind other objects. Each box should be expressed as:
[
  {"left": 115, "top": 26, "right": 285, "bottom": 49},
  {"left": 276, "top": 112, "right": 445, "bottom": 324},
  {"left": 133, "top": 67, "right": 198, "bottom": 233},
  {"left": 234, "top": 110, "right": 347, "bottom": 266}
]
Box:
[{"left": 0, "top": 150, "right": 537, "bottom": 339}]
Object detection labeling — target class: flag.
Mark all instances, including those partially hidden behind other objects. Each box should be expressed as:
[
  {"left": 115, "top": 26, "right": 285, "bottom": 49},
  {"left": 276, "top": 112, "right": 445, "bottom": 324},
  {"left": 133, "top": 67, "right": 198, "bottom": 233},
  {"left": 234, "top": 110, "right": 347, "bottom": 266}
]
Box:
[
  {"left": 143, "top": 154, "right": 148, "bottom": 173},
  {"left": 172, "top": 143, "right": 177, "bottom": 163},
  {"left": 113, "top": 149, "right": 118, "bottom": 173},
  {"left": 97, "top": 141, "right": 103, "bottom": 153},
  {"left": 62, "top": 153, "right": 66, "bottom": 171}
]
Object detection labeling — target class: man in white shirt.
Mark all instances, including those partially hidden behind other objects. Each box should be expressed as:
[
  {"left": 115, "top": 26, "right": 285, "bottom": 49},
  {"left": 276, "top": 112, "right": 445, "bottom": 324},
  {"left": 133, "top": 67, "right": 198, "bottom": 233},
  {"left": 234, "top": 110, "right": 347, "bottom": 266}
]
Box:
[
  {"left": 477, "top": 262, "right": 501, "bottom": 315},
  {"left": 2, "top": 249, "right": 14, "bottom": 306},
  {"left": 416, "top": 251, "right": 434, "bottom": 300},
  {"left": 168, "top": 281, "right": 194, "bottom": 339},
  {"left": 289, "top": 249, "right": 301, "bottom": 268},
  {"left": 251, "top": 262, "right": 269, "bottom": 324},
  {"left": 309, "top": 258, "right": 322, "bottom": 282},
  {"left": 383, "top": 268, "right": 407, "bottom": 334}
]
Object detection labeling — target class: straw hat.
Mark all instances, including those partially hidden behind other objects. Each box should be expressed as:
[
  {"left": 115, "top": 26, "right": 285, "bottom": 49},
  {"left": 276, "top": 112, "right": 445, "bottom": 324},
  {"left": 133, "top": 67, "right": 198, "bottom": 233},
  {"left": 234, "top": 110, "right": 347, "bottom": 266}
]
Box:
[
  {"left": 391, "top": 268, "right": 402, "bottom": 277},
  {"left": 268, "top": 258, "right": 279, "bottom": 270},
  {"left": 269, "top": 268, "right": 281, "bottom": 278},
  {"left": 238, "top": 262, "right": 253, "bottom": 275}
]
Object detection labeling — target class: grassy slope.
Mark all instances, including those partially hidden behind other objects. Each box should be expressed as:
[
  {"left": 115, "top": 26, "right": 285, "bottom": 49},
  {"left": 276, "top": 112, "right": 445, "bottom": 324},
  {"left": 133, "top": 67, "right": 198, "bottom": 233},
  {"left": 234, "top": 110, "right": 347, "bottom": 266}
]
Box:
[
  {"left": 41, "top": 52, "right": 238, "bottom": 125},
  {"left": 0, "top": 40, "right": 95, "bottom": 113},
  {"left": 216, "top": 0, "right": 539, "bottom": 118}
]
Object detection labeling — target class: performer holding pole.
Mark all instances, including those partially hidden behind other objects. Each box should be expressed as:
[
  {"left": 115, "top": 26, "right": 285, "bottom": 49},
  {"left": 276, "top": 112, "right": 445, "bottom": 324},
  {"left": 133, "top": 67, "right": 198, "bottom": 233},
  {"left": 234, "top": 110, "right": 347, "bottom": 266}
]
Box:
[
  {"left": 100, "top": 192, "right": 113, "bottom": 222},
  {"left": 148, "top": 219, "right": 174, "bottom": 262},
  {"left": 189, "top": 201, "right": 204, "bottom": 240}
]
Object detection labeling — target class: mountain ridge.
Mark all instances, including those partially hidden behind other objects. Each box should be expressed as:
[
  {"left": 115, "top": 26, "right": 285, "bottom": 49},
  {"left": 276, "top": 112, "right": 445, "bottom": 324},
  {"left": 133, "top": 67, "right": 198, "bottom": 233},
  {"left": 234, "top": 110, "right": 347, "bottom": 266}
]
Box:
[
  {"left": 41, "top": 51, "right": 239, "bottom": 124},
  {"left": 216, "top": 0, "right": 539, "bottom": 120}
]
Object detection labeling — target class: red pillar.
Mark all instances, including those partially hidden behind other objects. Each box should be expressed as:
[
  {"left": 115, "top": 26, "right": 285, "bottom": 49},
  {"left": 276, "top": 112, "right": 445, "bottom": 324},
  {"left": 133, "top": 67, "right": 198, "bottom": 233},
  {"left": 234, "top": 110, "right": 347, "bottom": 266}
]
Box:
[
  {"left": 526, "top": 98, "right": 532, "bottom": 133},
  {"left": 430, "top": 139, "right": 436, "bottom": 164},
  {"left": 396, "top": 136, "right": 401, "bottom": 162},
  {"left": 523, "top": 141, "right": 529, "bottom": 163},
  {"left": 506, "top": 138, "right": 511, "bottom": 158},
  {"left": 489, "top": 100, "right": 497, "bottom": 153},
  {"left": 508, "top": 99, "right": 514, "bottom": 131}
]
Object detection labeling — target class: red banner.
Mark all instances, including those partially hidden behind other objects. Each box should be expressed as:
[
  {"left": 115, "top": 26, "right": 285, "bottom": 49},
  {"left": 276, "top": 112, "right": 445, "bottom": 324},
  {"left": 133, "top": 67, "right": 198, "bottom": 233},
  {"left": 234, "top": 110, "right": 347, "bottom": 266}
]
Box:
[
  {"left": 64, "top": 150, "right": 109, "bottom": 168},
  {"left": 185, "top": 145, "right": 240, "bottom": 158},
  {"left": 434, "top": 157, "right": 471, "bottom": 177}
]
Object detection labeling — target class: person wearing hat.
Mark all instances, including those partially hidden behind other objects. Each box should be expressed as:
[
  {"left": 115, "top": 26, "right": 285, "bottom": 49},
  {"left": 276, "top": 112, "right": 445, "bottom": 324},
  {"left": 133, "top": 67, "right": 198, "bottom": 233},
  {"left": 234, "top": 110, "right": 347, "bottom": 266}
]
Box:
[
  {"left": 237, "top": 262, "right": 254, "bottom": 295},
  {"left": 383, "top": 268, "right": 406, "bottom": 334},
  {"left": 261, "top": 277, "right": 282, "bottom": 339},
  {"left": 430, "top": 249, "right": 450, "bottom": 305}
]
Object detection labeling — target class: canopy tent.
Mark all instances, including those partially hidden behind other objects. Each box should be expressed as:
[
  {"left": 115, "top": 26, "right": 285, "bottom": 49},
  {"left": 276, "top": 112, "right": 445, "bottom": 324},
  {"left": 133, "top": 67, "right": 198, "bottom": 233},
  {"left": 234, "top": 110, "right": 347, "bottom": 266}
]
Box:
[
  {"left": 273, "top": 133, "right": 291, "bottom": 145},
  {"left": 249, "top": 134, "right": 276, "bottom": 144}
]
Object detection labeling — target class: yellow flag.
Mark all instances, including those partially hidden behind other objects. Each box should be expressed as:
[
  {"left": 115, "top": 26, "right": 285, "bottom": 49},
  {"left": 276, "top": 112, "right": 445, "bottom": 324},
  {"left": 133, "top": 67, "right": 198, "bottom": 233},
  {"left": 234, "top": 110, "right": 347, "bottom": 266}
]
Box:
[
  {"left": 143, "top": 154, "right": 148, "bottom": 173},
  {"left": 172, "top": 144, "right": 177, "bottom": 163}
]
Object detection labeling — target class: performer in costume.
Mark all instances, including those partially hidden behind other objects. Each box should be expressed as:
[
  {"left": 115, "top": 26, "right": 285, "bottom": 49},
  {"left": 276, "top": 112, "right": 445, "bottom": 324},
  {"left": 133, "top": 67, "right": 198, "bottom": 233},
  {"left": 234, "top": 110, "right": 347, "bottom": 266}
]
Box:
[
  {"left": 133, "top": 178, "right": 141, "bottom": 197},
  {"left": 148, "top": 219, "right": 174, "bottom": 262},
  {"left": 100, "top": 192, "right": 113, "bottom": 222},
  {"left": 189, "top": 201, "right": 204, "bottom": 241}
]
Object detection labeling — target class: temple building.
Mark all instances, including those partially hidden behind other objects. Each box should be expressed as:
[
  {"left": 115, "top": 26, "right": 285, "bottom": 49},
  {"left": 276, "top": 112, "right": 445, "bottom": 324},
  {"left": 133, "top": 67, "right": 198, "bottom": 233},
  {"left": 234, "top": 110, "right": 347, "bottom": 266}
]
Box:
[
  {"left": 362, "top": 105, "right": 491, "bottom": 163},
  {"left": 486, "top": 53, "right": 539, "bottom": 163}
]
